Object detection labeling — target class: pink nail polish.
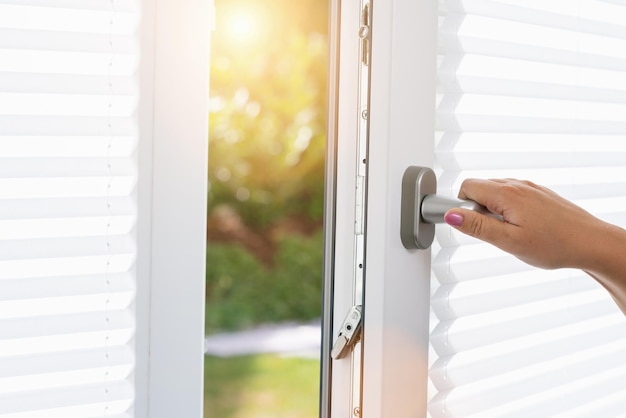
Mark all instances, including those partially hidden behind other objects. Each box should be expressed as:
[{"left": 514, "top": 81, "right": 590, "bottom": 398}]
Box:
[{"left": 445, "top": 212, "right": 464, "bottom": 227}]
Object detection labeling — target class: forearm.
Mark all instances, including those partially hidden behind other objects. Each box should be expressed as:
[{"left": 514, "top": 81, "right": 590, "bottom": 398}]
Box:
[{"left": 580, "top": 221, "right": 626, "bottom": 315}]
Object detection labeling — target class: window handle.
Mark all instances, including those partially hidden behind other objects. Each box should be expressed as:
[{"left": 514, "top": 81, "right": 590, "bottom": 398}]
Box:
[
  {"left": 400, "top": 166, "right": 501, "bottom": 249},
  {"left": 421, "top": 195, "right": 497, "bottom": 224}
]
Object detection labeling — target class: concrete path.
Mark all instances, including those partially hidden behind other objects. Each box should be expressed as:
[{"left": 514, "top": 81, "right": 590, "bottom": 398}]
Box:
[{"left": 204, "top": 320, "right": 322, "bottom": 359}]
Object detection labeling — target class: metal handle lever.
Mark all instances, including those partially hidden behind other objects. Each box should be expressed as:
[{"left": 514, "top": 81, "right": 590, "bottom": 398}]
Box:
[
  {"left": 421, "top": 195, "right": 496, "bottom": 224},
  {"left": 400, "top": 166, "right": 500, "bottom": 250}
]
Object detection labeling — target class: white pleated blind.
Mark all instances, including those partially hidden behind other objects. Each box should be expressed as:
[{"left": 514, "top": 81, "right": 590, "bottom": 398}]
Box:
[
  {"left": 430, "top": 1, "right": 626, "bottom": 417},
  {"left": 0, "top": 1, "right": 139, "bottom": 417}
]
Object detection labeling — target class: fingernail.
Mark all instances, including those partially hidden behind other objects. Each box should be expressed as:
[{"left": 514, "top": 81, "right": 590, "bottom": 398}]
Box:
[{"left": 444, "top": 212, "right": 464, "bottom": 227}]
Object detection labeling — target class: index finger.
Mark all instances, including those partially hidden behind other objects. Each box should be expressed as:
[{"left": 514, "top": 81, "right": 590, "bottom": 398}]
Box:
[{"left": 458, "top": 178, "right": 506, "bottom": 215}]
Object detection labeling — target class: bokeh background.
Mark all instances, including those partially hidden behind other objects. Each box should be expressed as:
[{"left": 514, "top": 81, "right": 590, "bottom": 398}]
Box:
[{"left": 204, "top": 0, "right": 329, "bottom": 416}]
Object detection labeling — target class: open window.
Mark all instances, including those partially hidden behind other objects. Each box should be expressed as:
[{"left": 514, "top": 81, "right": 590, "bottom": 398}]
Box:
[{"left": 323, "top": 0, "right": 626, "bottom": 416}]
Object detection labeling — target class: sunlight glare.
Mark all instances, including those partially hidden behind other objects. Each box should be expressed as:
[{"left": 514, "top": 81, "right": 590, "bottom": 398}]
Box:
[{"left": 227, "top": 10, "right": 258, "bottom": 44}]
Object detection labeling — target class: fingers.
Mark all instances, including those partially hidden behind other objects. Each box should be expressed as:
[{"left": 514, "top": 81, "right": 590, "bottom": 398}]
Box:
[
  {"left": 458, "top": 178, "right": 545, "bottom": 219},
  {"left": 449, "top": 178, "right": 573, "bottom": 268},
  {"left": 457, "top": 179, "right": 507, "bottom": 215},
  {"left": 444, "top": 208, "right": 515, "bottom": 247}
]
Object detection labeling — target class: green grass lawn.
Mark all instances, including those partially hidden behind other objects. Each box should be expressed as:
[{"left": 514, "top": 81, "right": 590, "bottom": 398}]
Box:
[{"left": 204, "top": 354, "right": 320, "bottom": 418}]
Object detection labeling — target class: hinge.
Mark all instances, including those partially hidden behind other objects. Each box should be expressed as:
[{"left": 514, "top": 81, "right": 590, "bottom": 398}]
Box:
[{"left": 331, "top": 305, "right": 363, "bottom": 359}]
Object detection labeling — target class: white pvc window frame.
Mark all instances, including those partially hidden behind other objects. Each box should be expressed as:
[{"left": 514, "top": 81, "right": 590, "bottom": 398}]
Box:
[
  {"left": 361, "top": 1, "right": 437, "bottom": 417},
  {"left": 134, "top": 1, "right": 210, "bottom": 416},
  {"left": 322, "top": 0, "right": 436, "bottom": 416}
]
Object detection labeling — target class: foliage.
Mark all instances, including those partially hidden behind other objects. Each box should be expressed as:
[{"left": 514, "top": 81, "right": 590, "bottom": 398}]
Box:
[
  {"left": 205, "top": 231, "right": 324, "bottom": 334},
  {"left": 208, "top": 0, "right": 328, "bottom": 228},
  {"left": 204, "top": 354, "right": 320, "bottom": 418},
  {"left": 206, "top": 0, "right": 327, "bottom": 332}
]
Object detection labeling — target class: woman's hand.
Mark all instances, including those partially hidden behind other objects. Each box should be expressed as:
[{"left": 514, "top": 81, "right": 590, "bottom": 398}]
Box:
[
  {"left": 443, "top": 179, "right": 600, "bottom": 269},
  {"left": 444, "top": 178, "right": 626, "bottom": 313}
]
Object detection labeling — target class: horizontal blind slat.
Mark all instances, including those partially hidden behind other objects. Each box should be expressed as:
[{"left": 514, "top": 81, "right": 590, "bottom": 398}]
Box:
[
  {"left": 0, "top": 72, "right": 136, "bottom": 95},
  {"left": 0, "top": 136, "right": 136, "bottom": 157},
  {"left": 0, "top": 29, "right": 137, "bottom": 54},
  {"left": 0, "top": 346, "right": 133, "bottom": 394},
  {"left": 439, "top": 55, "right": 626, "bottom": 95},
  {"left": 0, "top": 293, "right": 134, "bottom": 320},
  {"left": 0, "top": 236, "right": 135, "bottom": 261},
  {"left": 430, "top": 366, "right": 626, "bottom": 418},
  {"left": 439, "top": 38, "right": 626, "bottom": 73},
  {"left": 0, "top": 275, "right": 135, "bottom": 326},
  {"left": 0, "top": 93, "right": 137, "bottom": 117},
  {"left": 438, "top": 151, "right": 626, "bottom": 170},
  {"left": 0, "top": 158, "right": 135, "bottom": 177},
  {"left": 0, "top": 273, "right": 134, "bottom": 301},
  {"left": 551, "top": 387, "right": 626, "bottom": 418},
  {"left": 448, "top": 0, "right": 626, "bottom": 39},
  {"left": 0, "top": 116, "right": 137, "bottom": 135},
  {"left": 0, "top": 4, "right": 138, "bottom": 34},
  {"left": 0, "top": 197, "right": 135, "bottom": 219},
  {"left": 431, "top": 274, "right": 597, "bottom": 320},
  {"left": 0, "top": 177, "right": 135, "bottom": 199},
  {"left": 0, "top": 0, "right": 137, "bottom": 12},
  {"left": 431, "top": 327, "right": 626, "bottom": 388},
  {"left": 453, "top": 15, "right": 626, "bottom": 58},
  {"left": 432, "top": 311, "right": 625, "bottom": 358},
  {"left": 0, "top": 216, "right": 135, "bottom": 240},
  {"left": 0, "top": 159, "right": 135, "bottom": 179},
  {"left": 0, "top": 314, "right": 134, "bottom": 359},
  {"left": 0, "top": 329, "right": 134, "bottom": 358},
  {"left": 433, "top": 247, "right": 529, "bottom": 282},
  {"left": 0, "top": 311, "right": 134, "bottom": 340},
  {"left": 437, "top": 132, "right": 626, "bottom": 152},
  {"left": 447, "top": 94, "right": 626, "bottom": 122},
  {"left": 430, "top": 300, "right": 618, "bottom": 359},
  {"left": 0, "top": 255, "right": 135, "bottom": 280},
  {"left": 438, "top": 114, "right": 626, "bottom": 134},
  {"left": 0, "top": 381, "right": 133, "bottom": 417},
  {"left": 441, "top": 77, "right": 626, "bottom": 103},
  {"left": 0, "top": 49, "right": 138, "bottom": 75}
]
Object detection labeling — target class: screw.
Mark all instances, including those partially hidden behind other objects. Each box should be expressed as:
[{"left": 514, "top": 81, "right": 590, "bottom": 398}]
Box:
[
  {"left": 361, "top": 109, "right": 368, "bottom": 119},
  {"left": 353, "top": 406, "right": 361, "bottom": 416},
  {"left": 358, "top": 25, "right": 369, "bottom": 39}
]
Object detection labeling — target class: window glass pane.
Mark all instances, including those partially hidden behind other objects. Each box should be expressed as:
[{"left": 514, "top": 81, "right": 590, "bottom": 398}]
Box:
[{"left": 204, "top": 1, "right": 328, "bottom": 416}]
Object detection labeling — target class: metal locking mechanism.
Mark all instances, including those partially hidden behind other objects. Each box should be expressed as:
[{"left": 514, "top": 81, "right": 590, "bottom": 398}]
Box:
[
  {"left": 331, "top": 305, "right": 362, "bottom": 359},
  {"left": 400, "top": 166, "right": 502, "bottom": 250}
]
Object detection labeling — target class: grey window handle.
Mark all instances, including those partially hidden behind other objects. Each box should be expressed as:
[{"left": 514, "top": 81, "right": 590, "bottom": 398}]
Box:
[
  {"left": 421, "top": 195, "right": 494, "bottom": 224},
  {"left": 400, "top": 166, "right": 500, "bottom": 249}
]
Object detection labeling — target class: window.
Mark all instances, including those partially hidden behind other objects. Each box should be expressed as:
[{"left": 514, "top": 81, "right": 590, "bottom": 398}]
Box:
[
  {"left": 325, "top": 0, "right": 626, "bottom": 416},
  {"left": 0, "top": 1, "right": 210, "bottom": 416}
]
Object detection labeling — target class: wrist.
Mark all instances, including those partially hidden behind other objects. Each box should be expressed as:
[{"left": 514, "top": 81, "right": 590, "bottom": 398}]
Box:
[{"left": 580, "top": 220, "right": 626, "bottom": 284}]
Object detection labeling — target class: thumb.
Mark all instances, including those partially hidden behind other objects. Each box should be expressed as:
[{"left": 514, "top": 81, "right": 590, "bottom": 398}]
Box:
[{"left": 444, "top": 208, "right": 506, "bottom": 244}]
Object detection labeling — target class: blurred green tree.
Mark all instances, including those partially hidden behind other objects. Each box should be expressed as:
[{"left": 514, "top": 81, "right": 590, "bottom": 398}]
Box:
[
  {"left": 205, "top": 231, "right": 323, "bottom": 333},
  {"left": 206, "top": 0, "right": 328, "bottom": 331},
  {"left": 208, "top": 0, "right": 328, "bottom": 229}
]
